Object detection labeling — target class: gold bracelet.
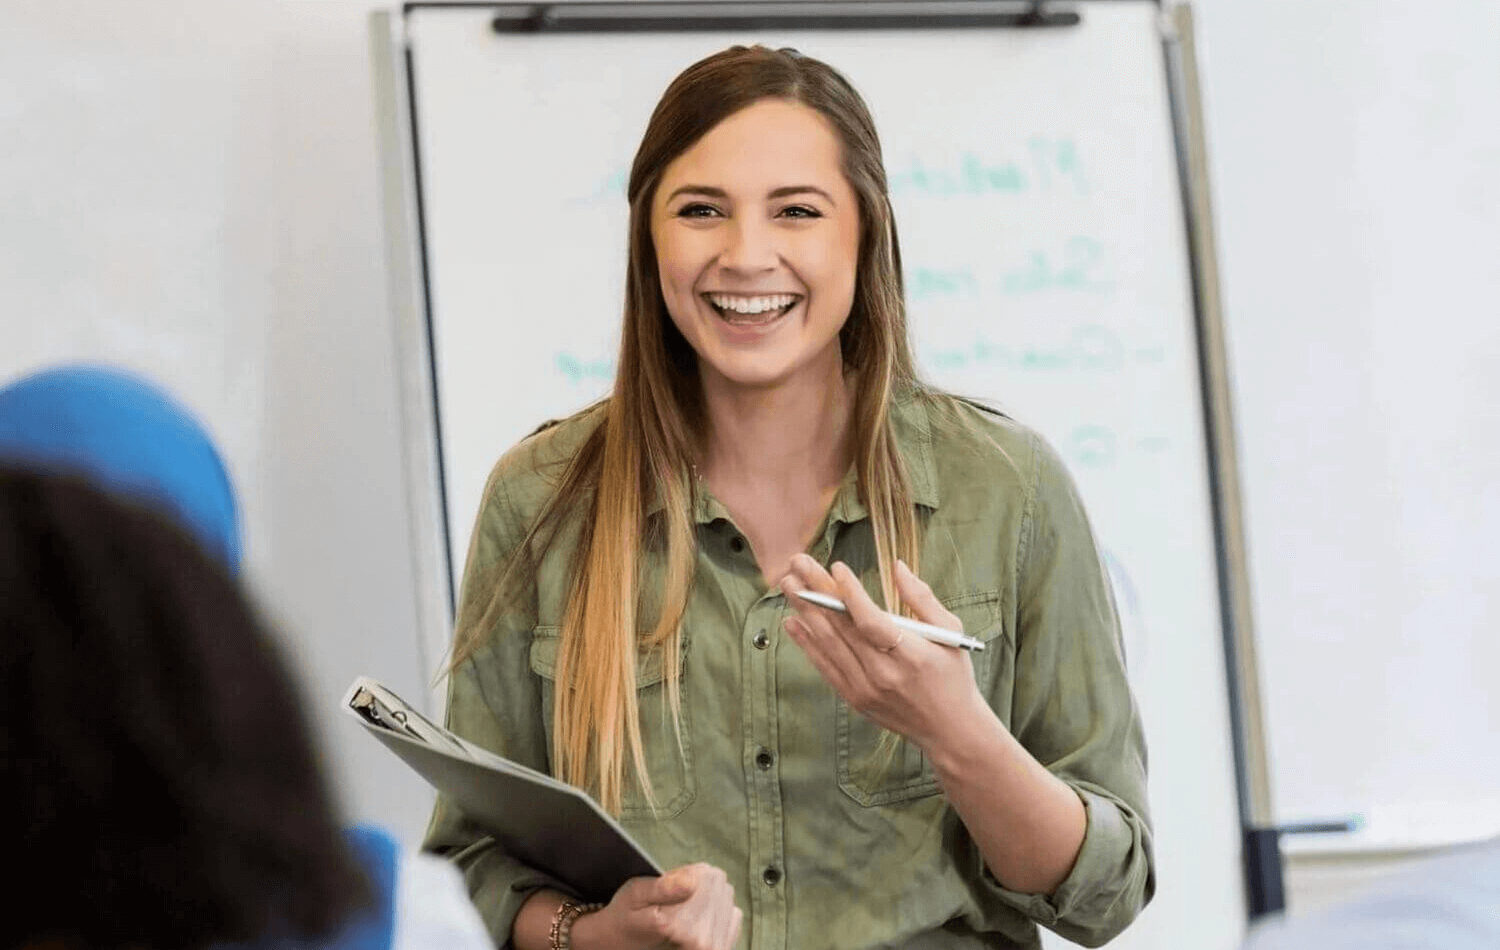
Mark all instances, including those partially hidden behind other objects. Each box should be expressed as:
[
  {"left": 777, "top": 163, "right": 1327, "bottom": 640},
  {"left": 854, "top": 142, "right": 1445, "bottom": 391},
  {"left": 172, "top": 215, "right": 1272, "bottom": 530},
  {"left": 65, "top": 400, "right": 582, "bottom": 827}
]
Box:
[{"left": 548, "top": 899, "right": 604, "bottom": 950}]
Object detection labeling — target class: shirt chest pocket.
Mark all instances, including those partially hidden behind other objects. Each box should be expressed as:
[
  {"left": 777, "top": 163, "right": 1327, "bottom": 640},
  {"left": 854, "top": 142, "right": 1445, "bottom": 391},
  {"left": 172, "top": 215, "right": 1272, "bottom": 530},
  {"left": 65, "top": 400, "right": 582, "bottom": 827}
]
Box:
[
  {"left": 836, "top": 592, "right": 1011, "bottom": 807},
  {"left": 529, "top": 626, "right": 697, "bottom": 820}
]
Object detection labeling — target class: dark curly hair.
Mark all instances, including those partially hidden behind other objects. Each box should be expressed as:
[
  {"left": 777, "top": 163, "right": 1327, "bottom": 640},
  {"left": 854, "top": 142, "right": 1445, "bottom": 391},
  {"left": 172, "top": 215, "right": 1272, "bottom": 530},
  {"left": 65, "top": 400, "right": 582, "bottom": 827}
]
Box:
[{"left": 0, "top": 467, "right": 371, "bottom": 950}]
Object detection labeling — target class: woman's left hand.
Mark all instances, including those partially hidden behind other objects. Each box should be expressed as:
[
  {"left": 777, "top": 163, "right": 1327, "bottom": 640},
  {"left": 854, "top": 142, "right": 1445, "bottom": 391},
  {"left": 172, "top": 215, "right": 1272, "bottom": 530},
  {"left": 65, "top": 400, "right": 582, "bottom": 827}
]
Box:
[{"left": 780, "top": 554, "right": 990, "bottom": 754}]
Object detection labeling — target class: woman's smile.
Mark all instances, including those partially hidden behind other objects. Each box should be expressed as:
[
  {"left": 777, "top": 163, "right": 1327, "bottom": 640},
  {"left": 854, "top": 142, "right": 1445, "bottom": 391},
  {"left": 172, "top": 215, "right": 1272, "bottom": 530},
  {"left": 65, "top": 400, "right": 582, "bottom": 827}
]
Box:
[{"left": 701, "top": 292, "right": 804, "bottom": 330}]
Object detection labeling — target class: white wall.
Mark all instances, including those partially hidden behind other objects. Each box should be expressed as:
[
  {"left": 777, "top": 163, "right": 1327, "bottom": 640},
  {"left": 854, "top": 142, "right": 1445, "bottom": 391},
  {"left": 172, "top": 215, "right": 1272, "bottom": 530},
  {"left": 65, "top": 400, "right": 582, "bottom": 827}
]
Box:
[{"left": 1, "top": 0, "right": 435, "bottom": 841}]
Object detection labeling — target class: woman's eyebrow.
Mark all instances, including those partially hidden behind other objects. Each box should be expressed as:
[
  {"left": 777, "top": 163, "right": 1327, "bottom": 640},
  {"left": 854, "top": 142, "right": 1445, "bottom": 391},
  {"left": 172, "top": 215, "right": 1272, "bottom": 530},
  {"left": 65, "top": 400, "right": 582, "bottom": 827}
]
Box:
[
  {"left": 665, "top": 185, "right": 727, "bottom": 202},
  {"left": 767, "top": 185, "right": 836, "bottom": 205},
  {"left": 664, "top": 184, "right": 837, "bottom": 206}
]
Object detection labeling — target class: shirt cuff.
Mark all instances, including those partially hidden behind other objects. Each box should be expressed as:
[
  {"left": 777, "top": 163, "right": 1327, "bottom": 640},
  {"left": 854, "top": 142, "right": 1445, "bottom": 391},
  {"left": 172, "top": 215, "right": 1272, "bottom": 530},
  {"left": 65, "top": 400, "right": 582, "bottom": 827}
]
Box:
[
  {"left": 976, "top": 784, "right": 1151, "bottom": 945},
  {"left": 459, "top": 840, "right": 572, "bottom": 948}
]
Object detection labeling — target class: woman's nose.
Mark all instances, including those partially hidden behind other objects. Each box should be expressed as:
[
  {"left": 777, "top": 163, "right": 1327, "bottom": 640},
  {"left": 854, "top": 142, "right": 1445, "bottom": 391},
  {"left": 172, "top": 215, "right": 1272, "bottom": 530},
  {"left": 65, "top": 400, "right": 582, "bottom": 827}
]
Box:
[{"left": 717, "top": 217, "right": 778, "bottom": 274}]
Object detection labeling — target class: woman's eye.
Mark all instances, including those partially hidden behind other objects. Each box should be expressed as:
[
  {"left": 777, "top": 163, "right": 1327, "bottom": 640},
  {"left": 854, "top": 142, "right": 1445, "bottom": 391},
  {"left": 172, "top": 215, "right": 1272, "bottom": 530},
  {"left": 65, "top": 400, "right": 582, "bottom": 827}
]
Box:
[
  {"left": 779, "top": 205, "right": 822, "bottom": 219},
  {"left": 677, "top": 203, "right": 721, "bottom": 218}
]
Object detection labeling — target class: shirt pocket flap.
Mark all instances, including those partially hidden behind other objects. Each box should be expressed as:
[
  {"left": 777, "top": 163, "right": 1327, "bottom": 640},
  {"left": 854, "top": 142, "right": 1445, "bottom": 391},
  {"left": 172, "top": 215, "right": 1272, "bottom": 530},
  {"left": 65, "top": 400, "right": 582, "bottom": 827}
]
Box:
[
  {"left": 944, "top": 591, "right": 1007, "bottom": 647},
  {"left": 528, "top": 626, "right": 681, "bottom": 688}
]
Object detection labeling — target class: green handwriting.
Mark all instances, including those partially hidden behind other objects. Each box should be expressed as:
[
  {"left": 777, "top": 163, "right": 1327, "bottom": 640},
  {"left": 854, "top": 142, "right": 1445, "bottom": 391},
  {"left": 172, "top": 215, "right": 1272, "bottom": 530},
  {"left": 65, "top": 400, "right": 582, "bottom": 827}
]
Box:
[
  {"left": 1070, "top": 425, "right": 1116, "bottom": 468},
  {"left": 889, "top": 139, "right": 1088, "bottom": 198},
  {"left": 1002, "top": 237, "right": 1112, "bottom": 294},
  {"left": 555, "top": 353, "right": 616, "bottom": 386},
  {"left": 907, "top": 237, "right": 1113, "bottom": 300},
  {"left": 927, "top": 324, "right": 1126, "bottom": 374}
]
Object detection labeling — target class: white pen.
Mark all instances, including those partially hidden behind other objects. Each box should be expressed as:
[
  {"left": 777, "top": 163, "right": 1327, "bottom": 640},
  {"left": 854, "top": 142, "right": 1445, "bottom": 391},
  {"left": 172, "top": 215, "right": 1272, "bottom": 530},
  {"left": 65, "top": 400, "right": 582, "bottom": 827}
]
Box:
[{"left": 791, "top": 589, "right": 986, "bottom": 652}]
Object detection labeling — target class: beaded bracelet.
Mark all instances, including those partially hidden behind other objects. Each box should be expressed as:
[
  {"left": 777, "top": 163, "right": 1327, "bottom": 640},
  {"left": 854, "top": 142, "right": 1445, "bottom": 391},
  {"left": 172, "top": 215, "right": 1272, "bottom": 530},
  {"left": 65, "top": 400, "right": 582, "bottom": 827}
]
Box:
[{"left": 548, "top": 898, "right": 604, "bottom": 950}]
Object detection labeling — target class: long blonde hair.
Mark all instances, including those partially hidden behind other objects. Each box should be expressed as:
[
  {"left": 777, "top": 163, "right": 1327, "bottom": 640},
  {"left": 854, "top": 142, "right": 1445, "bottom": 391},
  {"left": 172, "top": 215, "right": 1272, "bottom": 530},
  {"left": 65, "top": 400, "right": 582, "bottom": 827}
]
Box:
[{"left": 452, "top": 46, "right": 923, "bottom": 815}]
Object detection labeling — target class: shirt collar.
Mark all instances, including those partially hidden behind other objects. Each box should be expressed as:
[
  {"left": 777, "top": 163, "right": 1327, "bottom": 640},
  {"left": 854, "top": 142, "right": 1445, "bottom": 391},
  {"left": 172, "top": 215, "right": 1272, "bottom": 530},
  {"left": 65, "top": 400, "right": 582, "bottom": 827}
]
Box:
[
  {"left": 645, "top": 387, "right": 941, "bottom": 525},
  {"left": 820, "top": 388, "right": 941, "bottom": 528}
]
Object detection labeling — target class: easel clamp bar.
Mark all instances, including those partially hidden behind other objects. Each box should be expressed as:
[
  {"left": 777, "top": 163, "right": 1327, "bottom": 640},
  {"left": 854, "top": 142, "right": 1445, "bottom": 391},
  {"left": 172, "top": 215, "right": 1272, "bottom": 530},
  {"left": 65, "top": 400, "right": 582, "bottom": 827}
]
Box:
[{"left": 489, "top": 1, "right": 1081, "bottom": 33}]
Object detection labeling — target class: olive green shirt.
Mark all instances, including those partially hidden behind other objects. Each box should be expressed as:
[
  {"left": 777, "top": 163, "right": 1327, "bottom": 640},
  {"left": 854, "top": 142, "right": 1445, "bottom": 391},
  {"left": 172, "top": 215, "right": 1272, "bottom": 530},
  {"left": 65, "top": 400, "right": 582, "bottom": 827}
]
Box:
[{"left": 424, "top": 392, "right": 1153, "bottom": 950}]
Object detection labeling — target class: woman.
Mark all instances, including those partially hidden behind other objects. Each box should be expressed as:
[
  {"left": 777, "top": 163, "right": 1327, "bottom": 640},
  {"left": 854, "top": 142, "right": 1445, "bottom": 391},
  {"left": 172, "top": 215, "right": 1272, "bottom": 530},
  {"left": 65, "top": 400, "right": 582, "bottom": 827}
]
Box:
[{"left": 426, "top": 46, "right": 1152, "bottom": 950}]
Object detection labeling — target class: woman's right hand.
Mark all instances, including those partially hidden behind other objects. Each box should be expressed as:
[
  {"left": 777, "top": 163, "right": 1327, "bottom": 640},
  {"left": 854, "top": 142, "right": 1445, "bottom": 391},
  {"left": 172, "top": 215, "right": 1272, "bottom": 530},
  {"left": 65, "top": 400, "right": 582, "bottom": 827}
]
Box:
[{"left": 572, "top": 863, "right": 742, "bottom": 950}]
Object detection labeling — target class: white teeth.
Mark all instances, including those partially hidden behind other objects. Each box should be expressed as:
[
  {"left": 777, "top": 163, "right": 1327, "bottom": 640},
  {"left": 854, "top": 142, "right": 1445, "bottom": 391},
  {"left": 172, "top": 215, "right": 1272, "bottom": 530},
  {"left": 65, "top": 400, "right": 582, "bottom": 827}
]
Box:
[{"left": 706, "top": 293, "right": 798, "bottom": 314}]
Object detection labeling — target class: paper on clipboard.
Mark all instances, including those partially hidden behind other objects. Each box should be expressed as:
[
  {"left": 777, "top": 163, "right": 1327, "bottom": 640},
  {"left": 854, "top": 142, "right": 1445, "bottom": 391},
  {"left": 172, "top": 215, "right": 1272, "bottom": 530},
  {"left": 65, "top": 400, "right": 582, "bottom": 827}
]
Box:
[{"left": 342, "top": 676, "right": 661, "bottom": 902}]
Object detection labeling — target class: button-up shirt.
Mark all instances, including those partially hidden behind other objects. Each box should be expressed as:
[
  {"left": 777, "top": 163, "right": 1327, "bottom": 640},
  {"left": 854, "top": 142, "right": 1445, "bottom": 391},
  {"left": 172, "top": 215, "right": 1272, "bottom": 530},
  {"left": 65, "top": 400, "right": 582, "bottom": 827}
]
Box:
[{"left": 424, "top": 390, "right": 1153, "bottom": 949}]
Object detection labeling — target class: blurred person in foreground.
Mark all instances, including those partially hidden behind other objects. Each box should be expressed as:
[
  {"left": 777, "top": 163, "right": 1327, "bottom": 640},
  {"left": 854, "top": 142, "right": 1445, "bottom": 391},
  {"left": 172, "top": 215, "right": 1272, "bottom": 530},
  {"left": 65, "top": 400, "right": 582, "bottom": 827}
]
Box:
[
  {"left": 0, "top": 364, "right": 492, "bottom": 950},
  {"left": 1, "top": 466, "right": 374, "bottom": 950}
]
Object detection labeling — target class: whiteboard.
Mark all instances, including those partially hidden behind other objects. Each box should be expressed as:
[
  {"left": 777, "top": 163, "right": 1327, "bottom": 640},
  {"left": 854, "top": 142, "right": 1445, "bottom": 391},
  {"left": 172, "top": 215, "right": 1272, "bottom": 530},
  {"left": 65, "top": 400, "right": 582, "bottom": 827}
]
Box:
[
  {"left": 1194, "top": 0, "right": 1500, "bottom": 852},
  {"left": 390, "top": 2, "right": 1249, "bottom": 946}
]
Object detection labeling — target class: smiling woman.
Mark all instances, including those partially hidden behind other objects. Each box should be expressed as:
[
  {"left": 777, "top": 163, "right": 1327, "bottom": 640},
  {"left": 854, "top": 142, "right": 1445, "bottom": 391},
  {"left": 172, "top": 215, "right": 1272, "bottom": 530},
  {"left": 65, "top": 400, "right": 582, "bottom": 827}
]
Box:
[{"left": 424, "top": 45, "right": 1152, "bottom": 950}]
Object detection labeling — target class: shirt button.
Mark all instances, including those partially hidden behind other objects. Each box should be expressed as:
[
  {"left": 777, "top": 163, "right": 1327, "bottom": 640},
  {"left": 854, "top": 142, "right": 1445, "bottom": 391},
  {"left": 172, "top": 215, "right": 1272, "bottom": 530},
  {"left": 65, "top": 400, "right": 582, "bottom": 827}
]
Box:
[
  {"left": 755, "top": 749, "right": 774, "bottom": 770},
  {"left": 762, "top": 865, "right": 782, "bottom": 887},
  {"left": 752, "top": 630, "right": 770, "bottom": 650},
  {"left": 729, "top": 535, "right": 746, "bottom": 553}
]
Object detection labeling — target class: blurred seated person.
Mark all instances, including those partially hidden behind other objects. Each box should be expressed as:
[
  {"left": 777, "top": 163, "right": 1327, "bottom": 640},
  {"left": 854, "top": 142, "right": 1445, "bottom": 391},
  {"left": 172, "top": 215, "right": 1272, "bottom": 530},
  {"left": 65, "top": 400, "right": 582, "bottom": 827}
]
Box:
[{"left": 0, "top": 364, "right": 492, "bottom": 950}]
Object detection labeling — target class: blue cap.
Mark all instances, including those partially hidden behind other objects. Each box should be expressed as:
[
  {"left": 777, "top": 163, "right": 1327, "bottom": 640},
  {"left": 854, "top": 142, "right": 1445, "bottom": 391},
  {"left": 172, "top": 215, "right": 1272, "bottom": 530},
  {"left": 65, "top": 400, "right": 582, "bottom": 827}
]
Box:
[{"left": 0, "top": 364, "right": 242, "bottom": 573}]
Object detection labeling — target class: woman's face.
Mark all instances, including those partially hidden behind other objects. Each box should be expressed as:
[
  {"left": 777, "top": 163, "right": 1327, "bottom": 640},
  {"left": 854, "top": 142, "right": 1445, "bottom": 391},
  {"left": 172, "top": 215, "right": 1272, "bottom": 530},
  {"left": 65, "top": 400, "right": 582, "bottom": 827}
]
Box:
[{"left": 651, "top": 98, "right": 861, "bottom": 393}]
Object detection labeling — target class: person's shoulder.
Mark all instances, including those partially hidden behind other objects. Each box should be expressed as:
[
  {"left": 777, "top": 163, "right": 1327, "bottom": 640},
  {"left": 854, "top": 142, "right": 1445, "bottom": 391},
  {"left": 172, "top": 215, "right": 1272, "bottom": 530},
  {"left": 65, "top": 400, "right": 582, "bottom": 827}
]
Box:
[
  {"left": 496, "top": 401, "right": 608, "bottom": 472},
  {"left": 922, "top": 391, "right": 1035, "bottom": 447},
  {"left": 907, "top": 389, "right": 1051, "bottom": 491},
  {"left": 482, "top": 401, "right": 608, "bottom": 520}
]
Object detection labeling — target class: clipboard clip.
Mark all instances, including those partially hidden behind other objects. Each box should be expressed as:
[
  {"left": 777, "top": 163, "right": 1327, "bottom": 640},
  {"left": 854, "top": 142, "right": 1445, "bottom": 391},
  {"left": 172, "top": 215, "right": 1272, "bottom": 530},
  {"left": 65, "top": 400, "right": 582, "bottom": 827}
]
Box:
[
  {"left": 348, "top": 681, "right": 472, "bottom": 756},
  {"left": 349, "top": 685, "right": 424, "bottom": 741}
]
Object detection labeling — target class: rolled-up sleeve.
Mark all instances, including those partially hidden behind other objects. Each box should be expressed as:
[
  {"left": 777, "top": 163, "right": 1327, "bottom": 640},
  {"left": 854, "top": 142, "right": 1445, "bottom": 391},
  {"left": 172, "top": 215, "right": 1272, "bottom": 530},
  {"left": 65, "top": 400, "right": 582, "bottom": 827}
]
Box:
[
  {"left": 421, "top": 462, "right": 569, "bottom": 947},
  {"left": 977, "top": 433, "right": 1155, "bottom": 947}
]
